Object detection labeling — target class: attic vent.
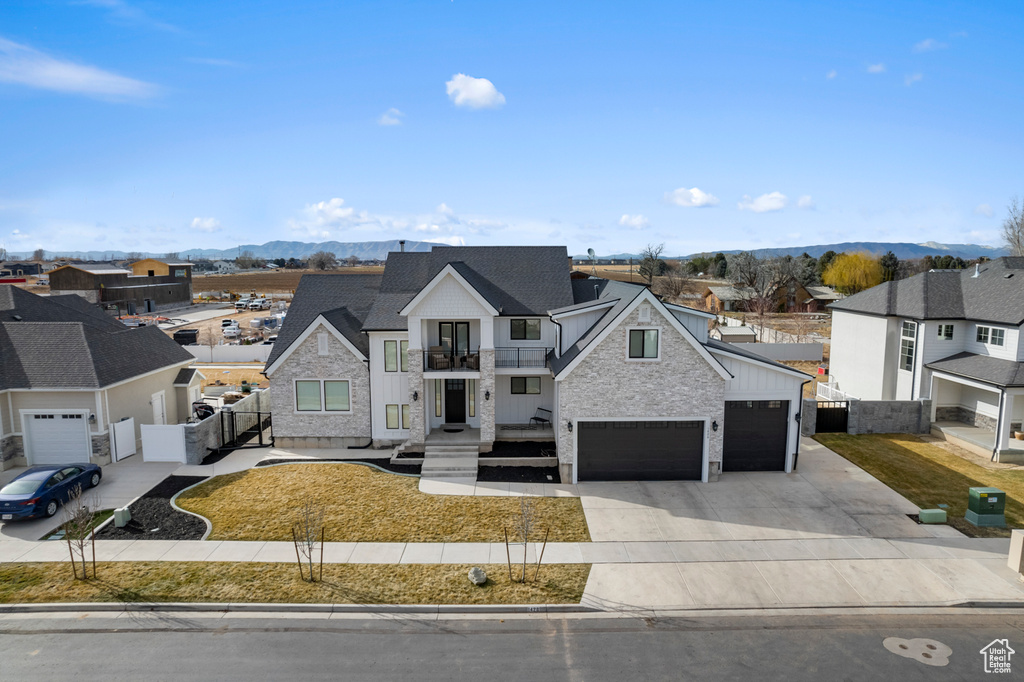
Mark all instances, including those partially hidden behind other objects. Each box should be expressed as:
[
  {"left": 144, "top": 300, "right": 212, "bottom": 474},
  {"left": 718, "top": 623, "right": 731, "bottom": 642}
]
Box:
[
  {"left": 1005, "top": 273, "right": 1014, "bottom": 279},
  {"left": 11, "top": 315, "right": 22, "bottom": 321},
  {"left": 317, "top": 332, "right": 329, "bottom": 356},
  {"left": 638, "top": 304, "right": 652, "bottom": 323}
]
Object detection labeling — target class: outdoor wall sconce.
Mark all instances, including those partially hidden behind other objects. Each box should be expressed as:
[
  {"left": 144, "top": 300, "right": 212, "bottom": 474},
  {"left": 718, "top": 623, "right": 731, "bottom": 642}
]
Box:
[
  {"left": 412, "top": 391, "right": 419, "bottom": 401},
  {"left": 88, "top": 414, "right": 96, "bottom": 424},
  {"left": 567, "top": 421, "right": 573, "bottom": 432},
  {"left": 485, "top": 391, "right": 490, "bottom": 400},
  {"left": 711, "top": 421, "right": 718, "bottom": 432}
]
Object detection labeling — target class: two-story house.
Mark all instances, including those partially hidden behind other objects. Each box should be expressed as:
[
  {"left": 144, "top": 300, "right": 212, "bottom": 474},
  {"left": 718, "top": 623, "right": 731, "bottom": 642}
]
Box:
[
  {"left": 264, "top": 246, "right": 809, "bottom": 483},
  {"left": 828, "top": 257, "right": 1024, "bottom": 459}
]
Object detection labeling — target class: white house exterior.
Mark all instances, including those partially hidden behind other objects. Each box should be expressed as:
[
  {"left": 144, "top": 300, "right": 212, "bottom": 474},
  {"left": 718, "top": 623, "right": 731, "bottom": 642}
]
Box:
[
  {"left": 264, "top": 246, "right": 809, "bottom": 483},
  {"left": 828, "top": 258, "right": 1024, "bottom": 458}
]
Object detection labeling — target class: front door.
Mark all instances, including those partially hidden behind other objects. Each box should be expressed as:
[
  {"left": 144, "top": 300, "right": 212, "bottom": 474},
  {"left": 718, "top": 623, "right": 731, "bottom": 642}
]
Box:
[{"left": 445, "top": 379, "right": 466, "bottom": 423}]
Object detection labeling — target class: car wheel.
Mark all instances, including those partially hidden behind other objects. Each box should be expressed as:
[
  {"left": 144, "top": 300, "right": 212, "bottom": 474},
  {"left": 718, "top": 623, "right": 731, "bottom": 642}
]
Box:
[
  {"left": 89, "top": 472, "right": 101, "bottom": 488},
  {"left": 45, "top": 500, "right": 59, "bottom": 517}
]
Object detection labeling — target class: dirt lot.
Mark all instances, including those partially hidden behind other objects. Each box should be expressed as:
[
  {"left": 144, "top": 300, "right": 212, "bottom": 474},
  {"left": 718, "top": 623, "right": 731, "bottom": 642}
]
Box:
[
  {"left": 194, "top": 267, "right": 383, "bottom": 295},
  {"left": 169, "top": 307, "right": 281, "bottom": 346},
  {"left": 198, "top": 366, "right": 267, "bottom": 391}
]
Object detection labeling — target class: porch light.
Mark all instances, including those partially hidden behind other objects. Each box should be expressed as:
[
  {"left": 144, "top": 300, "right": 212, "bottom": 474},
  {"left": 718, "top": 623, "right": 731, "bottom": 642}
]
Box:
[
  {"left": 413, "top": 391, "right": 419, "bottom": 401},
  {"left": 711, "top": 421, "right": 718, "bottom": 432},
  {"left": 485, "top": 391, "right": 490, "bottom": 400},
  {"left": 88, "top": 413, "right": 96, "bottom": 424},
  {"left": 567, "top": 421, "right": 573, "bottom": 432}
]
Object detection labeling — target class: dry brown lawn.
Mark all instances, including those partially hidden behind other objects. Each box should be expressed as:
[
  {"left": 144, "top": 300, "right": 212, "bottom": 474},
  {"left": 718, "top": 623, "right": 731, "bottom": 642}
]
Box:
[
  {"left": 0, "top": 562, "right": 590, "bottom": 605},
  {"left": 194, "top": 267, "right": 384, "bottom": 294},
  {"left": 176, "top": 464, "right": 591, "bottom": 543},
  {"left": 197, "top": 366, "right": 266, "bottom": 391}
]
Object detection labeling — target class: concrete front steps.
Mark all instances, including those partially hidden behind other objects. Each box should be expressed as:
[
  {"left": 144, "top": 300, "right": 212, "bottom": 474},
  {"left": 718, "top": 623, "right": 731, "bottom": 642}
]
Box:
[{"left": 420, "top": 444, "right": 479, "bottom": 482}]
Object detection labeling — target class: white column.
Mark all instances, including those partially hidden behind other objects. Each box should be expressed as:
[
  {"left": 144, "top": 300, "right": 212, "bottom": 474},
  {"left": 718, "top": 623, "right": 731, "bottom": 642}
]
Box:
[{"left": 997, "top": 391, "right": 1013, "bottom": 453}]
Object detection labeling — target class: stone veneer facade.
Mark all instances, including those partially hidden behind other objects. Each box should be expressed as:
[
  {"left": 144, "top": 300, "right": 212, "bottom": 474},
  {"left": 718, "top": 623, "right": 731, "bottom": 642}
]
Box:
[
  {"left": 406, "top": 346, "right": 426, "bottom": 447},
  {"left": 270, "top": 322, "right": 371, "bottom": 448},
  {"left": 935, "top": 405, "right": 998, "bottom": 431},
  {"left": 478, "top": 349, "right": 495, "bottom": 452},
  {"left": 555, "top": 304, "right": 725, "bottom": 483},
  {"left": 1, "top": 433, "right": 111, "bottom": 470}
]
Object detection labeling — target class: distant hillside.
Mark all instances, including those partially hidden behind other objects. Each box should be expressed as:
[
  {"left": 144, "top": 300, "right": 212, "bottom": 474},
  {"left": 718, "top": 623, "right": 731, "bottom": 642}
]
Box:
[{"left": 574, "top": 241, "right": 1008, "bottom": 261}]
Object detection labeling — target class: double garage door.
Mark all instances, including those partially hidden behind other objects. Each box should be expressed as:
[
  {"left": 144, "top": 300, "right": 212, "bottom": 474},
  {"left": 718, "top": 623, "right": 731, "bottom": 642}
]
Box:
[
  {"left": 576, "top": 402, "right": 790, "bottom": 481},
  {"left": 24, "top": 413, "right": 91, "bottom": 466}
]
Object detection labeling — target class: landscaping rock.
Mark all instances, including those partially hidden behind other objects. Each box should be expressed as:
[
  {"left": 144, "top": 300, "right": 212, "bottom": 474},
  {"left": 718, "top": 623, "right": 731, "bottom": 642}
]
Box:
[{"left": 468, "top": 567, "right": 487, "bottom": 586}]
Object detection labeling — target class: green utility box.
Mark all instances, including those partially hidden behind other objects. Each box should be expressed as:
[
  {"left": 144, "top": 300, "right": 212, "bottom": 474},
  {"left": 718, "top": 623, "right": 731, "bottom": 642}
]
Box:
[
  {"left": 966, "top": 487, "right": 1006, "bottom": 527},
  {"left": 919, "top": 509, "right": 947, "bottom": 524}
]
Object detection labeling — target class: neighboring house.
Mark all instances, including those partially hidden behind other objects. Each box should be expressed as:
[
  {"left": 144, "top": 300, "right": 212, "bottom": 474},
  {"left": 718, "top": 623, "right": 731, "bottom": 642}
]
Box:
[
  {"left": 705, "top": 281, "right": 830, "bottom": 314},
  {"left": 213, "top": 260, "right": 238, "bottom": 273},
  {"left": 704, "top": 285, "right": 756, "bottom": 312},
  {"left": 0, "top": 286, "right": 196, "bottom": 471},
  {"left": 803, "top": 285, "right": 843, "bottom": 312},
  {"left": 265, "top": 246, "right": 809, "bottom": 483},
  {"left": 0, "top": 262, "right": 42, "bottom": 277},
  {"left": 49, "top": 259, "right": 194, "bottom": 313},
  {"left": 828, "top": 258, "right": 1024, "bottom": 457}
]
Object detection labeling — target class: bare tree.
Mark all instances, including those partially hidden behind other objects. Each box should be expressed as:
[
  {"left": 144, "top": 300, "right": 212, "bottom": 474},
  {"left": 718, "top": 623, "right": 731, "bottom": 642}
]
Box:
[
  {"left": 235, "top": 250, "right": 264, "bottom": 269},
  {"left": 655, "top": 261, "right": 690, "bottom": 301},
  {"left": 61, "top": 484, "right": 97, "bottom": 580},
  {"left": 727, "top": 251, "right": 760, "bottom": 287},
  {"left": 1003, "top": 197, "right": 1024, "bottom": 257},
  {"left": 637, "top": 243, "right": 665, "bottom": 287},
  {"left": 0, "top": 246, "right": 7, "bottom": 261},
  {"left": 32, "top": 248, "right": 45, "bottom": 262},
  {"left": 308, "top": 251, "right": 338, "bottom": 271},
  {"left": 345, "top": 254, "right": 360, "bottom": 267},
  {"left": 291, "top": 500, "right": 326, "bottom": 582},
  {"left": 164, "top": 251, "right": 180, "bottom": 260},
  {"left": 125, "top": 251, "right": 145, "bottom": 261}
]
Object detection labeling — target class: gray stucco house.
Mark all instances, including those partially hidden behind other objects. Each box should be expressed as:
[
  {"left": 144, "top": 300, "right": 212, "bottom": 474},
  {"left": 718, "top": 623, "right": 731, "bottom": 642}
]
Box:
[{"left": 264, "top": 246, "right": 809, "bottom": 483}]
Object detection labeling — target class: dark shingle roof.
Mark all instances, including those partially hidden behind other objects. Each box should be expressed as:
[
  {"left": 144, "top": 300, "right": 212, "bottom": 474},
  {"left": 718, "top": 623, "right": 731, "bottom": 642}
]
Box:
[
  {"left": 174, "top": 367, "right": 199, "bottom": 386},
  {"left": 705, "top": 339, "right": 812, "bottom": 377},
  {"left": 830, "top": 258, "right": 1024, "bottom": 324},
  {"left": 363, "top": 246, "right": 574, "bottom": 330},
  {"left": 926, "top": 352, "right": 1024, "bottom": 387},
  {"left": 0, "top": 286, "right": 194, "bottom": 390},
  {"left": 264, "top": 274, "right": 383, "bottom": 368}
]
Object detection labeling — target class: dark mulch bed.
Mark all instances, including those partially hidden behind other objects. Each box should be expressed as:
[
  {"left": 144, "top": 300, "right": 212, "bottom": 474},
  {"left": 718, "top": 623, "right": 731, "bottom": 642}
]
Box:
[
  {"left": 477, "top": 466, "right": 561, "bottom": 483},
  {"left": 481, "top": 441, "right": 556, "bottom": 458},
  {"left": 96, "top": 475, "right": 208, "bottom": 541},
  {"left": 255, "top": 457, "right": 422, "bottom": 476}
]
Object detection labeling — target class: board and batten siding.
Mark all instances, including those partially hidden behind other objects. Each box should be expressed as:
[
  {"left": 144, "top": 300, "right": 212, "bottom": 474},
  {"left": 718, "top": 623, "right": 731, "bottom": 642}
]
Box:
[
  {"left": 557, "top": 308, "right": 610, "bottom": 353},
  {"left": 493, "top": 317, "right": 556, "bottom": 348},
  {"left": 368, "top": 332, "right": 410, "bottom": 439},
  {"left": 669, "top": 309, "right": 710, "bottom": 344},
  {"left": 494, "top": 374, "right": 554, "bottom": 424}
]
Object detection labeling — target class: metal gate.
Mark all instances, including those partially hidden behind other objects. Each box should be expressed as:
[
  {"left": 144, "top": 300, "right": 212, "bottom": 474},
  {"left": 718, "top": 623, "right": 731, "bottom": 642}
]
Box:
[
  {"left": 816, "top": 401, "right": 848, "bottom": 433},
  {"left": 220, "top": 409, "right": 273, "bottom": 450}
]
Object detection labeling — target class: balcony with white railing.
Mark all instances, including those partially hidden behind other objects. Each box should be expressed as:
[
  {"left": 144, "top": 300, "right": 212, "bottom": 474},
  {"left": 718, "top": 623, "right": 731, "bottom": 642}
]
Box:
[{"left": 816, "top": 381, "right": 855, "bottom": 402}]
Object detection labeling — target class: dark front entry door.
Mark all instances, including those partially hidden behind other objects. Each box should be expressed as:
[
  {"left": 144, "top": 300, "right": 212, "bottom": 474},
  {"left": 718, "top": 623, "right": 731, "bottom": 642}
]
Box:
[{"left": 445, "top": 379, "right": 466, "bottom": 423}]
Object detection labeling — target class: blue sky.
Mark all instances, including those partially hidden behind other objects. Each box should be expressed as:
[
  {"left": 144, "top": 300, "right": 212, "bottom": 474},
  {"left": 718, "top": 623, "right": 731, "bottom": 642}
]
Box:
[{"left": 1, "top": 0, "right": 1022, "bottom": 257}]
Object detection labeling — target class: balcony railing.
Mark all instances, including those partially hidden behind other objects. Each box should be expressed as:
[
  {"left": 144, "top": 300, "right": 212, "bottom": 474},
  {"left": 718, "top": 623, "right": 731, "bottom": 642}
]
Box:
[
  {"left": 424, "top": 349, "right": 480, "bottom": 371},
  {"left": 495, "top": 347, "right": 551, "bottom": 369}
]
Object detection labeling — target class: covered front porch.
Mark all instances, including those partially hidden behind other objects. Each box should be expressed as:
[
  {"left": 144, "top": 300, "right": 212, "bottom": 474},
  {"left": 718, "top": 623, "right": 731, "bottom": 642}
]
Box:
[{"left": 929, "top": 369, "right": 1024, "bottom": 463}]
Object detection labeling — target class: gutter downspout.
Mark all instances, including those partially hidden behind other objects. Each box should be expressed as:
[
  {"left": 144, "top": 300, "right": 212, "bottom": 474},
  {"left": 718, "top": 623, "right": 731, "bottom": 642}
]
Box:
[
  {"left": 351, "top": 349, "right": 373, "bottom": 449},
  {"left": 910, "top": 320, "right": 921, "bottom": 400},
  {"left": 794, "top": 377, "right": 813, "bottom": 471}
]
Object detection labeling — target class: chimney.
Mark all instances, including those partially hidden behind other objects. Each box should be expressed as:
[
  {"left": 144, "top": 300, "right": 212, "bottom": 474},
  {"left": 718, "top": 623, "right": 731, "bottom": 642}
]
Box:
[
  {"left": 399, "top": 240, "right": 406, "bottom": 253},
  {"left": 973, "top": 263, "right": 980, "bottom": 278}
]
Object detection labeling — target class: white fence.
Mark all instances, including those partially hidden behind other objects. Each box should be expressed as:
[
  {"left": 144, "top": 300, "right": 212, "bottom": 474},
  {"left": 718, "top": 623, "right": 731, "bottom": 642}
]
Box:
[
  {"left": 184, "top": 344, "right": 273, "bottom": 363},
  {"left": 111, "top": 418, "right": 136, "bottom": 462},
  {"left": 141, "top": 424, "right": 188, "bottom": 463},
  {"left": 817, "top": 382, "right": 855, "bottom": 402},
  {"left": 731, "top": 343, "right": 823, "bottom": 362}
]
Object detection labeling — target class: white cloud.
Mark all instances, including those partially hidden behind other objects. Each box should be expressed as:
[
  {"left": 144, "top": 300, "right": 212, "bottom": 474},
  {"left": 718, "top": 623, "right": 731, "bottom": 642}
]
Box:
[
  {"left": 913, "top": 38, "right": 948, "bottom": 53},
  {"left": 74, "top": 0, "right": 178, "bottom": 32},
  {"left": 797, "top": 195, "right": 815, "bottom": 210},
  {"left": 826, "top": 69, "right": 837, "bottom": 79},
  {"left": 0, "top": 37, "right": 159, "bottom": 99},
  {"left": 974, "top": 203, "right": 994, "bottom": 217},
  {"left": 738, "top": 192, "right": 788, "bottom": 213},
  {"left": 378, "top": 107, "right": 403, "bottom": 126},
  {"left": 445, "top": 73, "right": 506, "bottom": 109},
  {"left": 664, "top": 187, "right": 719, "bottom": 208},
  {"left": 436, "top": 203, "right": 454, "bottom": 217},
  {"left": 190, "top": 217, "right": 221, "bottom": 232},
  {"left": 618, "top": 214, "right": 649, "bottom": 229},
  {"left": 867, "top": 63, "right": 886, "bottom": 73},
  {"left": 904, "top": 73, "right": 923, "bottom": 86}
]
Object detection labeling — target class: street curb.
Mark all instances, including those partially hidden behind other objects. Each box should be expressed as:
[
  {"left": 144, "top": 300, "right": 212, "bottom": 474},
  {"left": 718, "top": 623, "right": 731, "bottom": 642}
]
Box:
[
  {"left": 169, "top": 479, "right": 215, "bottom": 541},
  {"left": 0, "top": 602, "right": 597, "bottom": 615}
]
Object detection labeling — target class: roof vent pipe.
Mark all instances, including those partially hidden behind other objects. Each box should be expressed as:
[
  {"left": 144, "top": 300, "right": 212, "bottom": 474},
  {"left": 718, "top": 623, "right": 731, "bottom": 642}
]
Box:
[
  {"left": 399, "top": 240, "right": 406, "bottom": 252},
  {"left": 973, "top": 263, "right": 980, "bottom": 278},
  {"left": 594, "top": 284, "right": 599, "bottom": 300}
]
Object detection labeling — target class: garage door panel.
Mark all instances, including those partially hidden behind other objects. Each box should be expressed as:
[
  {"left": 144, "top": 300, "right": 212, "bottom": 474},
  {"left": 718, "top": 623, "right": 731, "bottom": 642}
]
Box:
[
  {"left": 25, "top": 412, "right": 90, "bottom": 466},
  {"left": 578, "top": 420, "right": 704, "bottom": 481},
  {"left": 723, "top": 401, "right": 788, "bottom": 472}
]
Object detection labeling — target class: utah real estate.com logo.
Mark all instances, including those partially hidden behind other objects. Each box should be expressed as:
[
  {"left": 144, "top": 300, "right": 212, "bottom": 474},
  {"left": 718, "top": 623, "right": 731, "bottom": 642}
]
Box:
[{"left": 980, "top": 639, "right": 1014, "bottom": 674}]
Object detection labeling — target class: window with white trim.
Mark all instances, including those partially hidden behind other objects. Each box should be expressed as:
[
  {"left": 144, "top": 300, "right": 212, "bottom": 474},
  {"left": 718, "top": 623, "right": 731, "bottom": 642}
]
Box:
[
  {"left": 400, "top": 340, "right": 408, "bottom": 372},
  {"left": 295, "top": 380, "right": 350, "bottom": 412},
  {"left": 900, "top": 321, "right": 916, "bottom": 371},
  {"left": 386, "top": 404, "right": 399, "bottom": 429},
  {"left": 977, "top": 325, "right": 1005, "bottom": 346},
  {"left": 628, "top": 328, "right": 659, "bottom": 359},
  {"left": 937, "top": 324, "right": 954, "bottom": 340},
  {"left": 511, "top": 377, "right": 541, "bottom": 394},
  {"left": 468, "top": 379, "right": 476, "bottom": 417},
  {"left": 384, "top": 340, "right": 398, "bottom": 372}
]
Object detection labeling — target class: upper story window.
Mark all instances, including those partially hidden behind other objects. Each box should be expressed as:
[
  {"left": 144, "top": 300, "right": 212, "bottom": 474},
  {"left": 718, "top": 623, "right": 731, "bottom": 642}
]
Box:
[
  {"left": 511, "top": 377, "right": 541, "bottom": 394},
  {"left": 510, "top": 319, "right": 541, "bottom": 340},
  {"left": 384, "top": 340, "right": 410, "bottom": 372},
  {"left": 977, "top": 326, "right": 1005, "bottom": 347},
  {"left": 937, "top": 324, "right": 954, "bottom": 340},
  {"left": 900, "top": 321, "right": 916, "bottom": 371},
  {"left": 628, "top": 328, "right": 659, "bottom": 359}
]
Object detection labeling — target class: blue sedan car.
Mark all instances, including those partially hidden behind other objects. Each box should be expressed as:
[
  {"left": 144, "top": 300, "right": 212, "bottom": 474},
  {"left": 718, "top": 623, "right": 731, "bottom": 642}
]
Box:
[{"left": 0, "top": 463, "right": 102, "bottom": 521}]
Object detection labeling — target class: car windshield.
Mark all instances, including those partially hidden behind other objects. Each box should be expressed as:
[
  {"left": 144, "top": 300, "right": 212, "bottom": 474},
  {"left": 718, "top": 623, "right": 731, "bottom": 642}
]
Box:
[{"left": 1, "top": 480, "right": 40, "bottom": 495}]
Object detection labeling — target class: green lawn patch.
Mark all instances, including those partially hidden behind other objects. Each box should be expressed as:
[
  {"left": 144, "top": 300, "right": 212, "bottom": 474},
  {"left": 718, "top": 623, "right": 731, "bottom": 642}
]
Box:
[{"left": 815, "top": 433, "right": 1023, "bottom": 537}]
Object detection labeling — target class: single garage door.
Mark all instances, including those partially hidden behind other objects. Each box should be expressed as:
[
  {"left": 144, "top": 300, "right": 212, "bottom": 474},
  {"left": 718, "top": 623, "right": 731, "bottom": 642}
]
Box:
[
  {"left": 24, "top": 413, "right": 91, "bottom": 466},
  {"left": 577, "top": 420, "right": 704, "bottom": 481},
  {"left": 723, "top": 400, "right": 789, "bottom": 472}
]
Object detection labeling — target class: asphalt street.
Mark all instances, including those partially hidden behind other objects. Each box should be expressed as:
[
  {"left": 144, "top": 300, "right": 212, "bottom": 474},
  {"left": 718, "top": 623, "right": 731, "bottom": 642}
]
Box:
[{"left": 2, "top": 611, "right": 1023, "bottom": 680}]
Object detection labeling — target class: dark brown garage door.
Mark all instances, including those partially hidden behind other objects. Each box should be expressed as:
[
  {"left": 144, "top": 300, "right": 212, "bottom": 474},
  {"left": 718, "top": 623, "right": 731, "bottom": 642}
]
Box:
[
  {"left": 723, "top": 400, "right": 789, "bottom": 472},
  {"left": 577, "top": 421, "right": 704, "bottom": 481}
]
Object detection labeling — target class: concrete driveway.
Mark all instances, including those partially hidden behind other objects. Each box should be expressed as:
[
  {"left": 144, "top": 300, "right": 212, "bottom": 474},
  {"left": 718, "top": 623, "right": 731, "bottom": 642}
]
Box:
[{"left": 0, "top": 455, "right": 179, "bottom": 541}]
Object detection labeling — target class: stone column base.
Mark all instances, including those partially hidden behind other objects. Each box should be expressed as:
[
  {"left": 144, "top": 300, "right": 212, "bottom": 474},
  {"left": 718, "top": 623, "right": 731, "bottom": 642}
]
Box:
[{"left": 558, "top": 461, "right": 572, "bottom": 485}]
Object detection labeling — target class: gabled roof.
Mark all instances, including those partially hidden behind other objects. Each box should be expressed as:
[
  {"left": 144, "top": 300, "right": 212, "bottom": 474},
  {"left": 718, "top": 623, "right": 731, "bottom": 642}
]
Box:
[
  {"left": 0, "top": 297, "right": 193, "bottom": 391},
  {"left": 49, "top": 263, "right": 130, "bottom": 275},
  {"left": 398, "top": 263, "right": 500, "bottom": 317},
  {"left": 804, "top": 285, "right": 843, "bottom": 301},
  {"left": 173, "top": 367, "right": 203, "bottom": 386},
  {"left": 550, "top": 280, "right": 645, "bottom": 375},
  {"left": 926, "top": 352, "right": 1024, "bottom": 388},
  {"left": 263, "top": 273, "right": 382, "bottom": 369},
  {"left": 706, "top": 285, "right": 756, "bottom": 301},
  {"left": 363, "top": 246, "right": 574, "bottom": 330},
  {"left": 830, "top": 258, "right": 1024, "bottom": 324}
]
